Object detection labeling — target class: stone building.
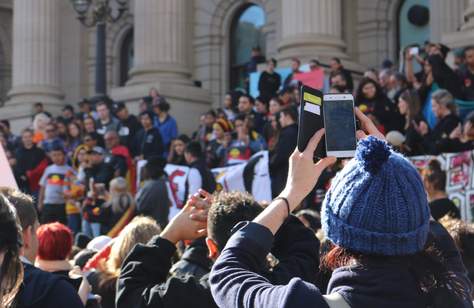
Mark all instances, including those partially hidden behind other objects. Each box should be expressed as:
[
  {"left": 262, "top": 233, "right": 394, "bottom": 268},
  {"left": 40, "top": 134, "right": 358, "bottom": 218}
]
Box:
[{"left": 0, "top": 0, "right": 473, "bottom": 133}]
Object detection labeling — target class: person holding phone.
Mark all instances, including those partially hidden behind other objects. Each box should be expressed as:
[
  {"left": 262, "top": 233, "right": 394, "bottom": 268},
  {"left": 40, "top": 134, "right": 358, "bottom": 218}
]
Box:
[{"left": 209, "top": 109, "right": 472, "bottom": 308}]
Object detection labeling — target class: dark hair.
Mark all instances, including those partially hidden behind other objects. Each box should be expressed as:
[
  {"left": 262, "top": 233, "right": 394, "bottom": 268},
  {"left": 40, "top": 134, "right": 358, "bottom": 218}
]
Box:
[
  {"left": 177, "top": 134, "right": 190, "bottom": 144},
  {"left": 205, "top": 109, "right": 217, "bottom": 118},
  {"left": 139, "top": 110, "right": 155, "bottom": 121},
  {"left": 280, "top": 106, "right": 298, "bottom": 123},
  {"left": 240, "top": 94, "right": 255, "bottom": 105},
  {"left": 331, "top": 57, "right": 341, "bottom": 64},
  {"left": 208, "top": 191, "right": 262, "bottom": 250},
  {"left": 0, "top": 193, "right": 24, "bottom": 307},
  {"left": 321, "top": 237, "right": 470, "bottom": 305},
  {"left": 63, "top": 104, "right": 74, "bottom": 112},
  {"left": 463, "top": 46, "right": 474, "bottom": 57},
  {"left": 156, "top": 98, "right": 170, "bottom": 112},
  {"left": 0, "top": 187, "right": 37, "bottom": 230},
  {"left": 355, "top": 77, "right": 384, "bottom": 103},
  {"left": 330, "top": 71, "right": 347, "bottom": 82},
  {"left": 295, "top": 209, "right": 321, "bottom": 232},
  {"left": 144, "top": 156, "right": 167, "bottom": 180},
  {"left": 84, "top": 132, "right": 100, "bottom": 142},
  {"left": 96, "top": 101, "right": 109, "bottom": 109},
  {"left": 269, "top": 58, "right": 277, "bottom": 66},
  {"left": 185, "top": 141, "right": 202, "bottom": 159},
  {"left": 291, "top": 57, "right": 301, "bottom": 65},
  {"left": 0, "top": 120, "right": 10, "bottom": 129},
  {"left": 423, "top": 159, "right": 446, "bottom": 192},
  {"left": 34, "top": 102, "right": 43, "bottom": 108},
  {"left": 399, "top": 89, "right": 421, "bottom": 126}
]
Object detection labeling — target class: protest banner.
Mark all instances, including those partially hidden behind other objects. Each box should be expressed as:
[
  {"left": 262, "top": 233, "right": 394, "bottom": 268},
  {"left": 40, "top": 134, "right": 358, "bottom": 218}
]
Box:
[
  {"left": 409, "top": 150, "right": 474, "bottom": 223},
  {"left": 293, "top": 68, "right": 324, "bottom": 90}
]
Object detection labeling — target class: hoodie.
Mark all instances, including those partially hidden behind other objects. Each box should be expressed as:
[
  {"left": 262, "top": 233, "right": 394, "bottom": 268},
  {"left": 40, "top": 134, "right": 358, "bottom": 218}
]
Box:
[{"left": 18, "top": 262, "right": 84, "bottom": 308}]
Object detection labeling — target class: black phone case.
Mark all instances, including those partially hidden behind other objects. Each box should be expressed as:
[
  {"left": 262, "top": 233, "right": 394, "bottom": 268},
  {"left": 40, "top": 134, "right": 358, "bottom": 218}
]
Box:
[{"left": 297, "top": 85, "right": 326, "bottom": 159}]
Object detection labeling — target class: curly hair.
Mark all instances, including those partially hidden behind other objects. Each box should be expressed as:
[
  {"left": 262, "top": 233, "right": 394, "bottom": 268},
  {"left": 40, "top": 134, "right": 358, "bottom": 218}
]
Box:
[{"left": 207, "top": 191, "right": 262, "bottom": 251}]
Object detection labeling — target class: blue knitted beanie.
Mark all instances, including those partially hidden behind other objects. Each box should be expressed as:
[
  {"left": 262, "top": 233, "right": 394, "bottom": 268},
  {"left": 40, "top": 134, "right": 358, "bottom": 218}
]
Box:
[{"left": 321, "top": 136, "right": 430, "bottom": 256}]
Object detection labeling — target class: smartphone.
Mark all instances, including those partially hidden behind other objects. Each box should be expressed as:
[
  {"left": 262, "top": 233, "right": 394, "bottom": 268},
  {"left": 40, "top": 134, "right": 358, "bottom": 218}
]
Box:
[
  {"left": 323, "top": 94, "right": 357, "bottom": 157},
  {"left": 297, "top": 85, "right": 325, "bottom": 159},
  {"left": 409, "top": 46, "right": 419, "bottom": 56}
]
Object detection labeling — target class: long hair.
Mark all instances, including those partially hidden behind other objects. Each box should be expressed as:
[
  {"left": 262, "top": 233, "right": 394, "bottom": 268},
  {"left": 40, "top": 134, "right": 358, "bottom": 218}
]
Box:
[
  {"left": 97, "top": 216, "right": 160, "bottom": 290},
  {"left": 354, "top": 77, "right": 385, "bottom": 105},
  {"left": 321, "top": 233, "right": 470, "bottom": 305},
  {"left": 0, "top": 194, "right": 24, "bottom": 308},
  {"left": 399, "top": 89, "right": 421, "bottom": 129}
]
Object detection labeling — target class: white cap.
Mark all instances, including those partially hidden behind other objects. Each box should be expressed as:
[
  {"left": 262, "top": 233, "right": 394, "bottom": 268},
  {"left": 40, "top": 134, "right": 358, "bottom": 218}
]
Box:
[{"left": 86, "top": 235, "right": 112, "bottom": 251}]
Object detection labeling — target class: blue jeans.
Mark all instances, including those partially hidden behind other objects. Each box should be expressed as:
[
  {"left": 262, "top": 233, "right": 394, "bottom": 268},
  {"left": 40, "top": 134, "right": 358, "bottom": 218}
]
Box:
[
  {"left": 68, "top": 213, "right": 81, "bottom": 235},
  {"left": 81, "top": 220, "right": 101, "bottom": 238}
]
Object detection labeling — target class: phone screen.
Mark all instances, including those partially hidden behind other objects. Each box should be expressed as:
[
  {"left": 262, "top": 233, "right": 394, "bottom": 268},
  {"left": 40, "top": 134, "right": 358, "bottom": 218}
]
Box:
[
  {"left": 324, "top": 98, "right": 356, "bottom": 156},
  {"left": 409, "top": 47, "right": 419, "bottom": 56}
]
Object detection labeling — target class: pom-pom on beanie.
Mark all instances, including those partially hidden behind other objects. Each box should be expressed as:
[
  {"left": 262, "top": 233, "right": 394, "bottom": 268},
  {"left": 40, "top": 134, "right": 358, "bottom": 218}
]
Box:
[{"left": 322, "top": 136, "right": 430, "bottom": 256}]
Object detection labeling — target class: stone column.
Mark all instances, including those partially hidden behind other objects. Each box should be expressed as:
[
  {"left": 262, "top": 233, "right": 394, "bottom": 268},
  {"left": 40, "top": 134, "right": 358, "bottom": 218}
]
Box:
[
  {"left": 110, "top": 0, "right": 211, "bottom": 135},
  {"left": 430, "top": 0, "right": 464, "bottom": 43},
  {"left": 6, "top": 0, "right": 63, "bottom": 107},
  {"left": 278, "top": 0, "right": 346, "bottom": 63},
  {"left": 128, "top": 0, "right": 192, "bottom": 85},
  {"left": 462, "top": 0, "right": 474, "bottom": 31},
  {"left": 442, "top": 0, "right": 474, "bottom": 48}
]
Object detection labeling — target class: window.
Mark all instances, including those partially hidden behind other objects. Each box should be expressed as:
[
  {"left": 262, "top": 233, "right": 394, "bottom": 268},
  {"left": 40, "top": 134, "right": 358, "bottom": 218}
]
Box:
[
  {"left": 230, "top": 4, "right": 266, "bottom": 91},
  {"left": 119, "top": 28, "right": 134, "bottom": 86}
]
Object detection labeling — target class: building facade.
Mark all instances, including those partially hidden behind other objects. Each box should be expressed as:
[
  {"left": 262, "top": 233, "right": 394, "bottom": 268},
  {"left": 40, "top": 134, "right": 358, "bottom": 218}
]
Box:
[{"left": 0, "top": 0, "right": 473, "bottom": 133}]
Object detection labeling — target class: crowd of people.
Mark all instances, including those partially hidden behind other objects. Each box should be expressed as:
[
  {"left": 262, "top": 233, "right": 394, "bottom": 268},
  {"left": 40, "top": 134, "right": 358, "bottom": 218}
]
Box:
[{"left": 0, "top": 41, "right": 474, "bottom": 308}]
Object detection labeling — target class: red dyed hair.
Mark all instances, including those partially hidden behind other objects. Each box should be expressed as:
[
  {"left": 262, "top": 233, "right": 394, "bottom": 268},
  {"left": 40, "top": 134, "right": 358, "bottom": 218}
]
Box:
[{"left": 36, "top": 222, "right": 73, "bottom": 261}]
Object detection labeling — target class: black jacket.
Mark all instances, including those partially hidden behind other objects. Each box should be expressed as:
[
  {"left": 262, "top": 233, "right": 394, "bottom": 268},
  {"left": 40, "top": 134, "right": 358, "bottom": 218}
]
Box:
[
  {"left": 170, "top": 238, "right": 213, "bottom": 281},
  {"left": 119, "top": 115, "right": 141, "bottom": 149},
  {"left": 136, "top": 177, "right": 170, "bottom": 228},
  {"left": 423, "top": 114, "right": 461, "bottom": 154},
  {"left": 15, "top": 145, "right": 46, "bottom": 192},
  {"left": 258, "top": 71, "right": 281, "bottom": 102},
  {"left": 210, "top": 220, "right": 473, "bottom": 308},
  {"left": 117, "top": 215, "right": 320, "bottom": 308},
  {"left": 269, "top": 123, "right": 298, "bottom": 197},
  {"left": 17, "top": 262, "right": 84, "bottom": 308},
  {"left": 189, "top": 159, "right": 216, "bottom": 194},
  {"left": 133, "top": 127, "right": 164, "bottom": 159}
]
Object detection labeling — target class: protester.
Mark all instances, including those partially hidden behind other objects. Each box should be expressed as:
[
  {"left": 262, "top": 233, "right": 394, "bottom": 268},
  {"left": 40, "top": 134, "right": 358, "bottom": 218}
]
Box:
[
  {"left": 78, "top": 98, "right": 97, "bottom": 120},
  {"left": 283, "top": 58, "right": 301, "bottom": 89},
  {"left": 135, "top": 157, "right": 170, "bottom": 229},
  {"left": 117, "top": 190, "right": 320, "bottom": 308},
  {"left": 168, "top": 134, "right": 190, "bottom": 165},
  {"left": 355, "top": 77, "right": 400, "bottom": 133},
  {"left": 32, "top": 112, "right": 51, "bottom": 144},
  {"left": 222, "top": 93, "right": 237, "bottom": 121},
  {"left": 2, "top": 188, "right": 84, "bottom": 308},
  {"left": 222, "top": 114, "right": 267, "bottom": 165},
  {"left": 246, "top": 46, "right": 266, "bottom": 75},
  {"left": 393, "top": 89, "right": 427, "bottom": 155},
  {"left": 84, "top": 146, "right": 114, "bottom": 188},
  {"left": 134, "top": 111, "right": 165, "bottom": 160},
  {"left": 209, "top": 110, "right": 472, "bottom": 308},
  {"left": 101, "top": 177, "right": 135, "bottom": 234},
  {"left": 0, "top": 193, "right": 23, "bottom": 307},
  {"left": 152, "top": 97, "right": 178, "bottom": 157},
  {"left": 258, "top": 58, "right": 281, "bottom": 103},
  {"left": 96, "top": 101, "right": 121, "bottom": 136},
  {"left": 88, "top": 216, "right": 160, "bottom": 308},
  {"left": 185, "top": 141, "right": 216, "bottom": 194},
  {"left": 329, "top": 71, "right": 350, "bottom": 93},
  {"left": 329, "top": 57, "right": 354, "bottom": 92},
  {"left": 414, "top": 89, "right": 461, "bottom": 154},
  {"left": 206, "top": 119, "right": 232, "bottom": 168},
  {"left": 38, "top": 143, "right": 75, "bottom": 225},
  {"left": 437, "top": 111, "right": 474, "bottom": 153},
  {"left": 195, "top": 111, "right": 217, "bottom": 151},
  {"left": 104, "top": 130, "right": 130, "bottom": 178},
  {"left": 269, "top": 106, "right": 298, "bottom": 197},
  {"left": 422, "top": 159, "right": 461, "bottom": 221},
  {"left": 458, "top": 46, "right": 474, "bottom": 100},
  {"left": 35, "top": 222, "right": 82, "bottom": 289},
  {"left": 115, "top": 102, "right": 141, "bottom": 149}
]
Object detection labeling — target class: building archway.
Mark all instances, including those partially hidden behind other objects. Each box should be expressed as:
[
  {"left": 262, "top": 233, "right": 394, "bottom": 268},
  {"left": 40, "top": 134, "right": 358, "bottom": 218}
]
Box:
[
  {"left": 229, "top": 4, "right": 266, "bottom": 91},
  {"left": 118, "top": 28, "right": 133, "bottom": 87}
]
